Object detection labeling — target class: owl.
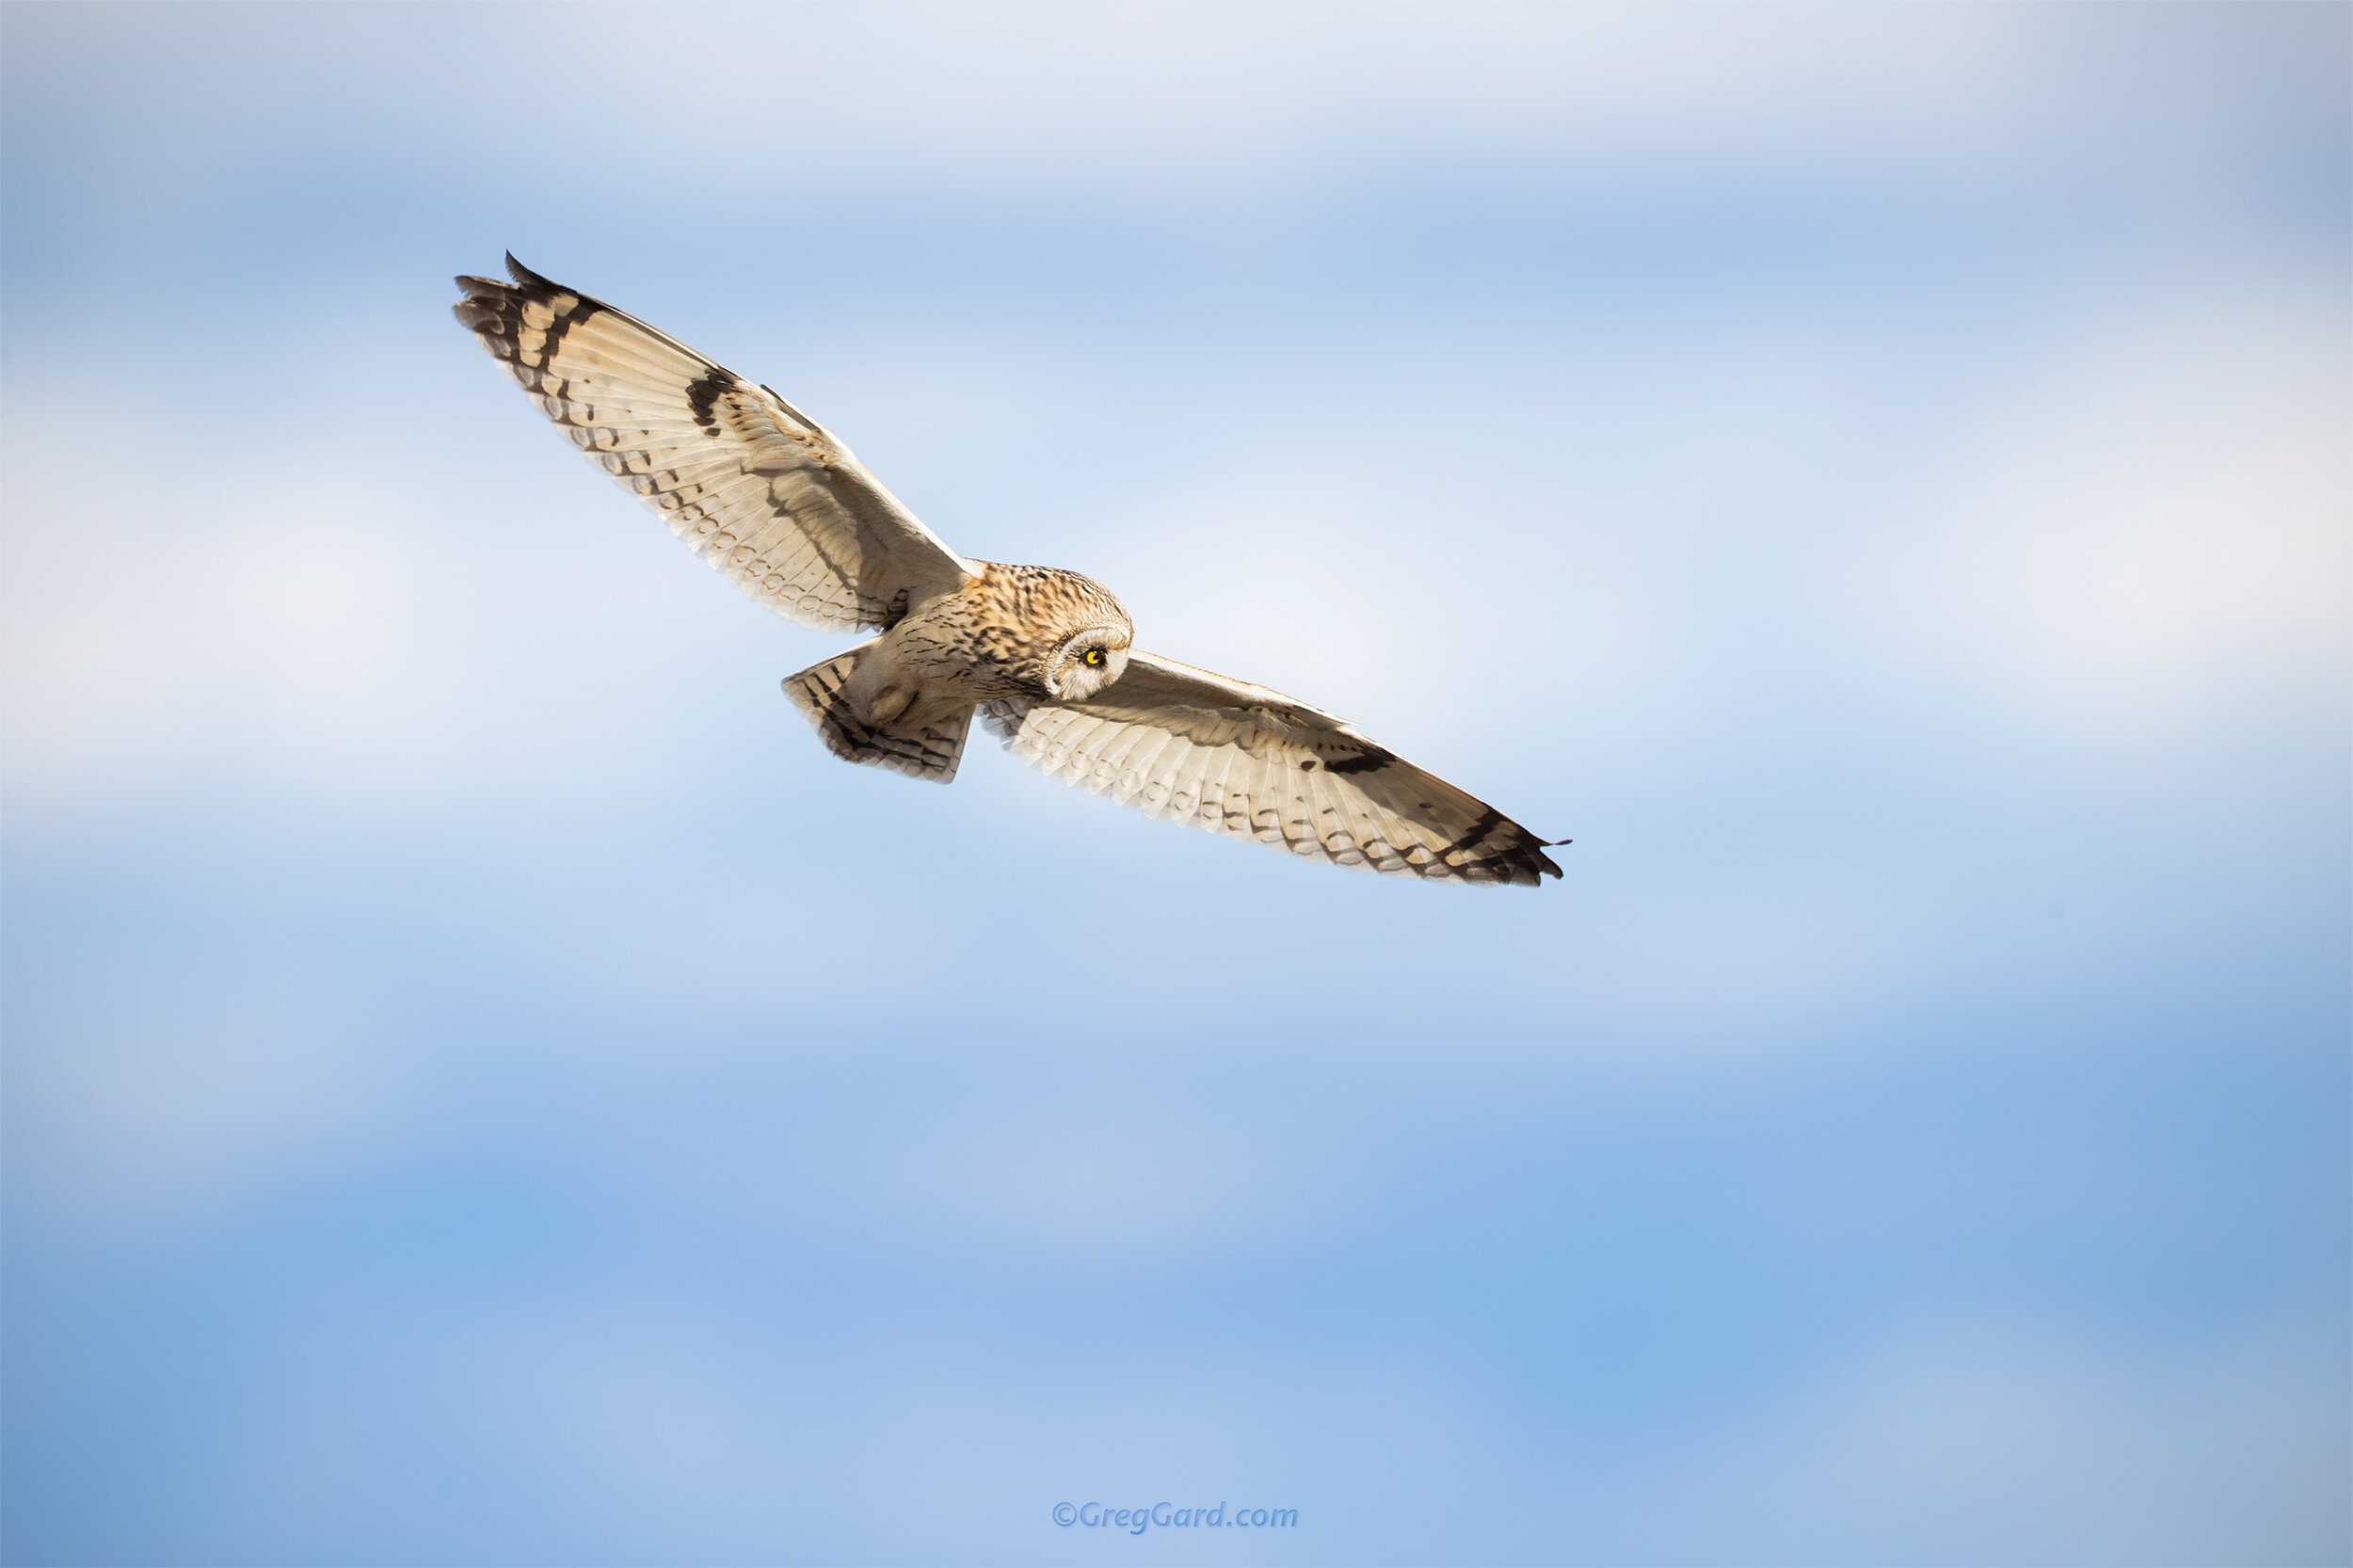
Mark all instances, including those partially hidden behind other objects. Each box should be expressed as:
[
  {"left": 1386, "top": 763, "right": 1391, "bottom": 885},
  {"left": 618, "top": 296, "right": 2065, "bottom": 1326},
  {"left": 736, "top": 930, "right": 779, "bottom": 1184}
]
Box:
[{"left": 453, "top": 257, "right": 1564, "bottom": 886}]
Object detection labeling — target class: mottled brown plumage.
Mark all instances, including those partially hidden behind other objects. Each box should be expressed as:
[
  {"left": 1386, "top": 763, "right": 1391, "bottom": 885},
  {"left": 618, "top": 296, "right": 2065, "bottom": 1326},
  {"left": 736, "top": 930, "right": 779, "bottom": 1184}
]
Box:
[{"left": 454, "top": 257, "right": 1563, "bottom": 885}]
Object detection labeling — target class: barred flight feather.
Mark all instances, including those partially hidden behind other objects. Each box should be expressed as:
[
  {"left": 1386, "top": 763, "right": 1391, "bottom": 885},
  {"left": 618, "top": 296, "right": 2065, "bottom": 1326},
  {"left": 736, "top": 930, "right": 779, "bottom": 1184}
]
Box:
[
  {"left": 453, "top": 255, "right": 971, "bottom": 633},
  {"left": 983, "top": 651, "right": 1561, "bottom": 887}
]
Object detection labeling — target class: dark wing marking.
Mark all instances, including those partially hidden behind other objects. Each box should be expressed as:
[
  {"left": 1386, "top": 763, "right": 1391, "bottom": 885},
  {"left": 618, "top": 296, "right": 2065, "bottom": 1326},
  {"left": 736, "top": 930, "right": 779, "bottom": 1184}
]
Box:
[
  {"left": 453, "top": 255, "right": 973, "bottom": 632},
  {"left": 983, "top": 650, "right": 1563, "bottom": 886}
]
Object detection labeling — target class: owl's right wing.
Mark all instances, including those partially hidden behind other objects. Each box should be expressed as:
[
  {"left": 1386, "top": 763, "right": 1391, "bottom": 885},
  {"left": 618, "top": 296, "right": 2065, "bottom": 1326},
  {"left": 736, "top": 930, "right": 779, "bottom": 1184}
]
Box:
[
  {"left": 453, "top": 255, "right": 974, "bottom": 632},
  {"left": 983, "top": 650, "right": 1563, "bottom": 886}
]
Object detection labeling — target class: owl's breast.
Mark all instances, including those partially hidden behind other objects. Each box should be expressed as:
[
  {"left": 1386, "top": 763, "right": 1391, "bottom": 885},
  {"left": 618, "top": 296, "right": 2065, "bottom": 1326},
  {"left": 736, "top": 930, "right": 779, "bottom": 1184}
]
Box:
[{"left": 882, "top": 590, "right": 1040, "bottom": 700}]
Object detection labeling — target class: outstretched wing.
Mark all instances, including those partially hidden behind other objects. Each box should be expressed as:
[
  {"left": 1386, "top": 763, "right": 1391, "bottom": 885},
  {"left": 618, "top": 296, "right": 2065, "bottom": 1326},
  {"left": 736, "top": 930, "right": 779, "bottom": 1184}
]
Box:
[
  {"left": 984, "top": 650, "right": 1563, "bottom": 886},
  {"left": 453, "top": 255, "right": 973, "bottom": 632}
]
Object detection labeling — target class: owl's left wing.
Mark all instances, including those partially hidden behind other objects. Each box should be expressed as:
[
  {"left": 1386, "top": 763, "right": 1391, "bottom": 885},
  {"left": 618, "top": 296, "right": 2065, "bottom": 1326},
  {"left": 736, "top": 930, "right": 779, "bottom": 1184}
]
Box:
[{"left": 983, "top": 650, "right": 1562, "bottom": 886}]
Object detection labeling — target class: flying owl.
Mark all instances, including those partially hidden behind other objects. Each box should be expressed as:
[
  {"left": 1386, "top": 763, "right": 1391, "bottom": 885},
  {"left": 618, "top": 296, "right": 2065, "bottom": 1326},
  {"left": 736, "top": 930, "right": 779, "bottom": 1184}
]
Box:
[{"left": 452, "top": 257, "right": 1563, "bottom": 886}]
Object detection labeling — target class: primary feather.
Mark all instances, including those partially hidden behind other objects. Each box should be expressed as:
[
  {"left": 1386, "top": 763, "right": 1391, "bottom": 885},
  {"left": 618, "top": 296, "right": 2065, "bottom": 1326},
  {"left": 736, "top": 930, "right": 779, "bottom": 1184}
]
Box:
[{"left": 453, "top": 254, "right": 971, "bottom": 632}]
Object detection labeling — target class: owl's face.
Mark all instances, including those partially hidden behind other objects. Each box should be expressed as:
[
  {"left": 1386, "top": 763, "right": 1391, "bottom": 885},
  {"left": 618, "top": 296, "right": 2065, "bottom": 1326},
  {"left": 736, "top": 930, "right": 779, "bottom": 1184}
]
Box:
[
  {"left": 970, "top": 563, "right": 1135, "bottom": 701},
  {"left": 1043, "top": 623, "right": 1133, "bottom": 701}
]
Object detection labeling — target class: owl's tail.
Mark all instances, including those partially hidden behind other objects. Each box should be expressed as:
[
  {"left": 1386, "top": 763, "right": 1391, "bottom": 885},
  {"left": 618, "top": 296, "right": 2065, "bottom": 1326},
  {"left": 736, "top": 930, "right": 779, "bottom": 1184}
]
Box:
[{"left": 782, "top": 647, "right": 974, "bottom": 785}]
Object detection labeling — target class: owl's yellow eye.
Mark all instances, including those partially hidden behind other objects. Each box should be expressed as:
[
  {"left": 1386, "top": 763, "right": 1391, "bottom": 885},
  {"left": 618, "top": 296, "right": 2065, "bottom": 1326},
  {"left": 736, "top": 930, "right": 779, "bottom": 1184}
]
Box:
[{"left": 1083, "top": 648, "right": 1105, "bottom": 667}]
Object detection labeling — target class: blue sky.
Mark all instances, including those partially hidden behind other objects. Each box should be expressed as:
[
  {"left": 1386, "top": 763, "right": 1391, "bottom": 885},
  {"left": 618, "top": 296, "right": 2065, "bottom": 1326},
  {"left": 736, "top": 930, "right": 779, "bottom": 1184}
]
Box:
[{"left": 3, "top": 4, "right": 2346, "bottom": 1563}]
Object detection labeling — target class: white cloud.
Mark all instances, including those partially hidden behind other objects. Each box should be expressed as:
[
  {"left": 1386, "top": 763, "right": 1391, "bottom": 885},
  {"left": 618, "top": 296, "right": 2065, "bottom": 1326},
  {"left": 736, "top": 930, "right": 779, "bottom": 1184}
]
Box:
[
  {"left": 1872, "top": 290, "right": 2350, "bottom": 740},
  {"left": 899, "top": 1097, "right": 1273, "bottom": 1256},
  {"left": 8, "top": 5, "right": 2331, "bottom": 216},
  {"left": 1662, "top": 1316, "right": 2352, "bottom": 1562},
  {"left": 0, "top": 464, "right": 460, "bottom": 799},
  {"left": 8, "top": 980, "right": 401, "bottom": 1235}
]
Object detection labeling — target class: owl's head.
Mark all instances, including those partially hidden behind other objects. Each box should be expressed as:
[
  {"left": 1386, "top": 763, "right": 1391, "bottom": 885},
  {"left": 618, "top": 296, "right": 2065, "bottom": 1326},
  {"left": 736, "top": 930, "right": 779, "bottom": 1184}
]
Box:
[
  {"left": 984, "top": 564, "right": 1135, "bottom": 701},
  {"left": 1043, "top": 621, "right": 1133, "bottom": 701}
]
